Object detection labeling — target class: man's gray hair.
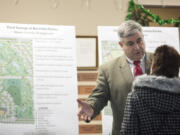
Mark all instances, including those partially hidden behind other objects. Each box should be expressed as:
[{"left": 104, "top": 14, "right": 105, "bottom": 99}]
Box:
[{"left": 118, "top": 20, "right": 142, "bottom": 42}]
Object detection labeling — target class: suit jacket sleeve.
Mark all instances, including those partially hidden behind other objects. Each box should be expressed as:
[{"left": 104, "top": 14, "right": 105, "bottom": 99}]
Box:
[{"left": 86, "top": 65, "right": 110, "bottom": 119}]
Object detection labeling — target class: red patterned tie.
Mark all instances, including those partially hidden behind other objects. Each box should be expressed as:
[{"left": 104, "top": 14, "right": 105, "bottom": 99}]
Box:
[{"left": 134, "top": 61, "right": 143, "bottom": 76}]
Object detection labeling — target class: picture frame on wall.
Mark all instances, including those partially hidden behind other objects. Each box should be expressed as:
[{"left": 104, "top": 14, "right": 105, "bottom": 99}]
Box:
[{"left": 76, "top": 35, "right": 98, "bottom": 70}]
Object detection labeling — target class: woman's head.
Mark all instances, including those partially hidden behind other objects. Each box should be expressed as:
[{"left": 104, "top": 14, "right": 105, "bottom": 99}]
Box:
[{"left": 151, "top": 45, "right": 180, "bottom": 78}]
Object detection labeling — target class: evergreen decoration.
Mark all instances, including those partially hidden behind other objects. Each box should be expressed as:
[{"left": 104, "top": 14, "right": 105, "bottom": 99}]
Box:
[{"left": 126, "top": 0, "right": 180, "bottom": 26}]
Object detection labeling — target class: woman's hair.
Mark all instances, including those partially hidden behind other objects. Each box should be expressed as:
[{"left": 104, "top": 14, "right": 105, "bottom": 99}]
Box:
[{"left": 151, "top": 44, "right": 180, "bottom": 78}]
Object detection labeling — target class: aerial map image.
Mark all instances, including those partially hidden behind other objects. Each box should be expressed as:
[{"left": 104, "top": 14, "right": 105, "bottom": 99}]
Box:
[{"left": 0, "top": 38, "right": 34, "bottom": 124}]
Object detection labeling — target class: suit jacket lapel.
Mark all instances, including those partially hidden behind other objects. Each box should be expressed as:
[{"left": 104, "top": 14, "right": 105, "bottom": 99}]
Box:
[
  {"left": 118, "top": 55, "right": 133, "bottom": 85},
  {"left": 145, "top": 52, "right": 153, "bottom": 75},
  {"left": 118, "top": 53, "right": 152, "bottom": 83}
]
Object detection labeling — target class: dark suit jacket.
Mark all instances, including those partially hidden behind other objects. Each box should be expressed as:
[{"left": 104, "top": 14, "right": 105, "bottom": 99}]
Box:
[{"left": 87, "top": 52, "right": 153, "bottom": 135}]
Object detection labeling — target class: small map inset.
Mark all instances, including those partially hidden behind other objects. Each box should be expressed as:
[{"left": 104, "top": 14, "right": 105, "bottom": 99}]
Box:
[
  {"left": 0, "top": 38, "right": 33, "bottom": 124},
  {"left": 101, "top": 40, "right": 124, "bottom": 64}
]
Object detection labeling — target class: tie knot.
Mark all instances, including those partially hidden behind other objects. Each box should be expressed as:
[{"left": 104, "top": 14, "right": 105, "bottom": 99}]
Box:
[
  {"left": 134, "top": 61, "right": 140, "bottom": 66},
  {"left": 134, "top": 61, "right": 143, "bottom": 76}
]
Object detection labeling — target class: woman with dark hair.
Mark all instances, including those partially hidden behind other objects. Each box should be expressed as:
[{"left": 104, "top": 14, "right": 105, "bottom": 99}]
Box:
[{"left": 120, "top": 45, "right": 180, "bottom": 135}]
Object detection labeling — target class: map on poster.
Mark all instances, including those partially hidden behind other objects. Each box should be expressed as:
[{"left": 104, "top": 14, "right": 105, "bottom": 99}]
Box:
[
  {"left": 0, "top": 38, "right": 33, "bottom": 123},
  {"left": 98, "top": 26, "right": 180, "bottom": 135}
]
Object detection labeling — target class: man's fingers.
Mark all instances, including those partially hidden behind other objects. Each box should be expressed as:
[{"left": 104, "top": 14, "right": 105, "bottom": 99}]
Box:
[
  {"left": 80, "top": 113, "right": 91, "bottom": 121},
  {"left": 80, "top": 114, "right": 87, "bottom": 121},
  {"left": 77, "top": 111, "right": 82, "bottom": 117},
  {"left": 78, "top": 107, "right": 84, "bottom": 116},
  {"left": 80, "top": 115, "right": 84, "bottom": 120},
  {"left": 85, "top": 119, "right": 90, "bottom": 123},
  {"left": 87, "top": 116, "right": 91, "bottom": 121},
  {"left": 84, "top": 116, "right": 91, "bottom": 123},
  {"left": 77, "top": 99, "right": 81, "bottom": 103},
  {"left": 77, "top": 98, "right": 93, "bottom": 123},
  {"left": 77, "top": 99, "right": 86, "bottom": 106}
]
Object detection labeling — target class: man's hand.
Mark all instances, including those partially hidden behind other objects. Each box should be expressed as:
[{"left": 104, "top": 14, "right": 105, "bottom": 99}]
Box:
[{"left": 77, "top": 99, "right": 94, "bottom": 122}]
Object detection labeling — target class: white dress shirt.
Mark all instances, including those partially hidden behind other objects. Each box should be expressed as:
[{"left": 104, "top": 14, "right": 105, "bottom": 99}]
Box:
[{"left": 126, "top": 55, "right": 145, "bottom": 78}]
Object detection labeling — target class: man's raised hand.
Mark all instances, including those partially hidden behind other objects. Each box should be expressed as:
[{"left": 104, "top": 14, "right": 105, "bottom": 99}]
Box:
[{"left": 77, "top": 99, "right": 94, "bottom": 122}]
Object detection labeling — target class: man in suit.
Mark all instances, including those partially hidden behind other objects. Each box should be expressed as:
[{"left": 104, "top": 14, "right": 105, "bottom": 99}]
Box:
[{"left": 77, "top": 20, "right": 153, "bottom": 135}]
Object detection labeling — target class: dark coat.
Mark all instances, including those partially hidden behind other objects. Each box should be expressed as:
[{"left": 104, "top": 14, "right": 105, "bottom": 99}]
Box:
[{"left": 120, "top": 75, "right": 180, "bottom": 135}]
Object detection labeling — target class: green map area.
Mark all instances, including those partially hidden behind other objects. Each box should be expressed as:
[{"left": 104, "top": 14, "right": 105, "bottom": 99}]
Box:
[
  {"left": 0, "top": 38, "right": 34, "bottom": 123},
  {"left": 101, "top": 40, "right": 124, "bottom": 64}
]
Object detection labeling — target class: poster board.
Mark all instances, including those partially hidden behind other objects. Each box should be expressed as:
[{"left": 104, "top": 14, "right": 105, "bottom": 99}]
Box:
[{"left": 0, "top": 23, "right": 78, "bottom": 135}]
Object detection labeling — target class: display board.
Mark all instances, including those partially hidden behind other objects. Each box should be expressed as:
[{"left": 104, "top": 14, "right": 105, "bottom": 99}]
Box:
[{"left": 0, "top": 23, "right": 78, "bottom": 135}]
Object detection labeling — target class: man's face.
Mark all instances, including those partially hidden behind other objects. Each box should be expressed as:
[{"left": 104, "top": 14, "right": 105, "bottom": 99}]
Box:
[{"left": 119, "top": 31, "right": 145, "bottom": 61}]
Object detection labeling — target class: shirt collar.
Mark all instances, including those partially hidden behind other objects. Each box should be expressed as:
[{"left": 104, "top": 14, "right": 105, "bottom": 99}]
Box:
[{"left": 126, "top": 54, "right": 145, "bottom": 64}]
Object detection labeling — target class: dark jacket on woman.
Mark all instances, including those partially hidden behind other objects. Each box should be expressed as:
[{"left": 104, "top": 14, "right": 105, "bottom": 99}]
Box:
[{"left": 120, "top": 74, "right": 180, "bottom": 135}]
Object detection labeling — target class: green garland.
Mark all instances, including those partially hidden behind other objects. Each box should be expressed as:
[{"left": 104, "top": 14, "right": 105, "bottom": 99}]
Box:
[{"left": 126, "top": 0, "right": 180, "bottom": 26}]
